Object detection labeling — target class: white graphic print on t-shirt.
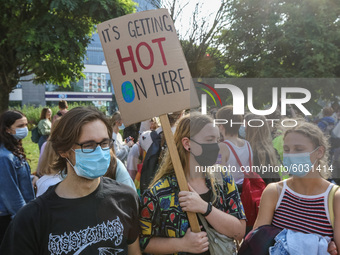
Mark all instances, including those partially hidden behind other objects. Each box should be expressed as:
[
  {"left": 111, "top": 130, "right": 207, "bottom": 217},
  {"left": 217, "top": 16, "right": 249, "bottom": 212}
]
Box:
[{"left": 48, "top": 217, "right": 124, "bottom": 255}]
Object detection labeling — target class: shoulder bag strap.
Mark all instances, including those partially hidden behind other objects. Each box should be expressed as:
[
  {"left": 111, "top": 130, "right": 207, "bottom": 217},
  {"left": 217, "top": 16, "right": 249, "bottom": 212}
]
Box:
[
  {"left": 197, "top": 213, "right": 210, "bottom": 230},
  {"left": 223, "top": 141, "right": 252, "bottom": 169},
  {"left": 328, "top": 184, "right": 339, "bottom": 229}
]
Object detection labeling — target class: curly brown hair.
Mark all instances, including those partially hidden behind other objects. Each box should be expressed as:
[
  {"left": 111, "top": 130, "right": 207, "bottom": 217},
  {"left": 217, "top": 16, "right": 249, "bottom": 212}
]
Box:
[{"left": 0, "top": 110, "right": 27, "bottom": 161}]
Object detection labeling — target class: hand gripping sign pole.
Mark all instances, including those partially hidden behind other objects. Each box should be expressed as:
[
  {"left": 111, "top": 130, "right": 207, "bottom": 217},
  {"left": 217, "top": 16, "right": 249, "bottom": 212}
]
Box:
[
  {"left": 159, "top": 114, "right": 200, "bottom": 232},
  {"left": 98, "top": 9, "right": 200, "bottom": 232}
]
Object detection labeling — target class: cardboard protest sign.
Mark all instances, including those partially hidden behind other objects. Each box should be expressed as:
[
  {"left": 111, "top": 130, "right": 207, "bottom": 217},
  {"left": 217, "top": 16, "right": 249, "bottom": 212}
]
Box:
[
  {"left": 98, "top": 9, "right": 199, "bottom": 126},
  {"left": 98, "top": 9, "right": 201, "bottom": 232}
]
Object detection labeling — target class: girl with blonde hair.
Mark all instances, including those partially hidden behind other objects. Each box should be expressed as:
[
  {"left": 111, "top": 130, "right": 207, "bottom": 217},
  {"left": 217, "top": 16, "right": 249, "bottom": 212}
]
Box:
[
  {"left": 254, "top": 121, "right": 340, "bottom": 253},
  {"left": 139, "top": 112, "right": 246, "bottom": 254},
  {"left": 244, "top": 114, "right": 281, "bottom": 185}
]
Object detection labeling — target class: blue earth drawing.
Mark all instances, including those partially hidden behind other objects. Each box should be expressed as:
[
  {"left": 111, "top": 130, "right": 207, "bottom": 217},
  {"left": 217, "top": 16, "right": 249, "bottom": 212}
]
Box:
[{"left": 121, "top": 81, "right": 135, "bottom": 103}]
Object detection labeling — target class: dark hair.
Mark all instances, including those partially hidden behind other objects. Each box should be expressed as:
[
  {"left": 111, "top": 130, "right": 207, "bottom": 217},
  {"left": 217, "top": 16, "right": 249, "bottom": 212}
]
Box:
[
  {"left": 50, "top": 107, "right": 114, "bottom": 173},
  {"left": 0, "top": 110, "right": 27, "bottom": 160},
  {"left": 36, "top": 118, "right": 61, "bottom": 176},
  {"left": 123, "top": 122, "right": 141, "bottom": 141},
  {"left": 216, "top": 105, "right": 243, "bottom": 136},
  {"left": 40, "top": 107, "right": 51, "bottom": 120},
  {"left": 58, "top": 100, "right": 68, "bottom": 110},
  {"left": 104, "top": 149, "right": 118, "bottom": 180}
]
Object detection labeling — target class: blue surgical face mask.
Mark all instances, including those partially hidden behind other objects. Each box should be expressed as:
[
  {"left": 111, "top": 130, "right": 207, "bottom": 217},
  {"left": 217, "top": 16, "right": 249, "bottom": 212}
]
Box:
[
  {"left": 12, "top": 127, "right": 28, "bottom": 140},
  {"left": 119, "top": 123, "right": 125, "bottom": 130},
  {"left": 66, "top": 146, "right": 111, "bottom": 179},
  {"left": 239, "top": 126, "right": 246, "bottom": 139},
  {"left": 283, "top": 147, "right": 319, "bottom": 177}
]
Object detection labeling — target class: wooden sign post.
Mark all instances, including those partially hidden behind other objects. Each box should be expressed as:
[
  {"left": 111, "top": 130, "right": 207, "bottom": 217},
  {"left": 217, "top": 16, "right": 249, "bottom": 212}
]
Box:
[
  {"left": 159, "top": 114, "right": 200, "bottom": 232},
  {"left": 98, "top": 9, "right": 200, "bottom": 232}
]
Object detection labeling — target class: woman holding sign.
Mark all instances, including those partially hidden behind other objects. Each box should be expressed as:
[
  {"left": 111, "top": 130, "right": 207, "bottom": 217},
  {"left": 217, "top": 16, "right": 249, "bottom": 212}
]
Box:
[{"left": 139, "top": 113, "right": 246, "bottom": 254}]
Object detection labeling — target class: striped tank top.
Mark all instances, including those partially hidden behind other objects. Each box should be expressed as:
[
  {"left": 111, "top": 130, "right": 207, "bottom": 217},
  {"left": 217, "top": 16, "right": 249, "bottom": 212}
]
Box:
[{"left": 272, "top": 180, "right": 334, "bottom": 238}]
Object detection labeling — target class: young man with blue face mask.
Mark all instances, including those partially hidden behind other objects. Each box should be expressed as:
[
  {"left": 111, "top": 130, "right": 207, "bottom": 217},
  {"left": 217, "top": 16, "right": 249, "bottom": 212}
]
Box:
[
  {"left": 0, "top": 110, "right": 35, "bottom": 245},
  {"left": 0, "top": 107, "right": 141, "bottom": 255}
]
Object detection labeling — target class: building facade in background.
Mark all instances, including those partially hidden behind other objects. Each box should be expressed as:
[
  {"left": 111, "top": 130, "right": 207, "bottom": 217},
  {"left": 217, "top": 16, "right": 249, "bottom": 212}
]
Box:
[{"left": 10, "top": 0, "right": 161, "bottom": 114}]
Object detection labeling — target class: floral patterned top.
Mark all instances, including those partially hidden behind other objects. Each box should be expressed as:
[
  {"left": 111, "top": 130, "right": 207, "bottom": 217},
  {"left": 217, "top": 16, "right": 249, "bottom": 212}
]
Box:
[{"left": 139, "top": 171, "right": 246, "bottom": 254}]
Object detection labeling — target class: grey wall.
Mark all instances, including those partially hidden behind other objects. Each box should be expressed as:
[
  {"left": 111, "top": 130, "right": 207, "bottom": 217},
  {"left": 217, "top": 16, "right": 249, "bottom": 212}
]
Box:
[{"left": 21, "top": 76, "right": 46, "bottom": 106}]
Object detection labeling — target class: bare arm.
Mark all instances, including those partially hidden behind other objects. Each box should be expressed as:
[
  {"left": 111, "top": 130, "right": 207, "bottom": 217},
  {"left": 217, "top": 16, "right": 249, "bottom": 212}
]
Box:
[
  {"left": 253, "top": 183, "right": 280, "bottom": 230},
  {"left": 180, "top": 183, "right": 245, "bottom": 241},
  {"left": 205, "top": 207, "right": 246, "bottom": 241},
  {"left": 128, "top": 238, "right": 141, "bottom": 255},
  {"left": 332, "top": 189, "right": 340, "bottom": 254}
]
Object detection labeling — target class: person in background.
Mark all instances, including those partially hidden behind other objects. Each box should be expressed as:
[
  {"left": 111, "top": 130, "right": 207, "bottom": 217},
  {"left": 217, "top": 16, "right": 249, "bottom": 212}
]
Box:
[
  {"left": 139, "top": 119, "right": 152, "bottom": 135},
  {"left": 318, "top": 107, "right": 336, "bottom": 135},
  {"left": 139, "top": 111, "right": 183, "bottom": 195},
  {"left": 126, "top": 142, "right": 142, "bottom": 181},
  {"left": 254, "top": 121, "right": 340, "bottom": 253},
  {"left": 35, "top": 141, "right": 62, "bottom": 197},
  {"left": 0, "top": 107, "right": 141, "bottom": 254},
  {"left": 216, "top": 105, "right": 253, "bottom": 192},
  {"left": 111, "top": 111, "right": 134, "bottom": 165},
  {"left": 244, "top": 113, "right": 281, "bottom": 185},
  {"left": 331, "top": 102, "right": 340, "bottom": 123},
  {"left": 37, "top": 107, "right": 52, "bottom": 151},
  {"left": 150, "top": 117, "right": 159, "bottom": 130},
  {"left": 35, "top": 118, "right": 62, "bottom": 196},
  {"left": 0, "top": 110, "right": 35, "bottom": 245},
  {"left": 123, "top": 122, "right": 141, "bottom": 143},
  {"left": 104, "top": 149, "right": 137, "bottom": 191},
  {"left": 52, "top": 100, "right": 68, "bottom": 124},
  {"left": 139, "top": 113, "right": 246, "bottom": 254}
]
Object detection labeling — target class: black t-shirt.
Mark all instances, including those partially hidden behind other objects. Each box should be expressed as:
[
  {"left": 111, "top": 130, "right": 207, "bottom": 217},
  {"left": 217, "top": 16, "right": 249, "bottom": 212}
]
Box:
[{"left": 0, "top": 177, "right": 139, "bottom": 255}]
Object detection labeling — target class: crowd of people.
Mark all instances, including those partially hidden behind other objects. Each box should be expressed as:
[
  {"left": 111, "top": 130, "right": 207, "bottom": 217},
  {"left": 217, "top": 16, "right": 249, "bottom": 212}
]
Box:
[{"left": 0, "top": 100, "right": 340, "bottom": 255}]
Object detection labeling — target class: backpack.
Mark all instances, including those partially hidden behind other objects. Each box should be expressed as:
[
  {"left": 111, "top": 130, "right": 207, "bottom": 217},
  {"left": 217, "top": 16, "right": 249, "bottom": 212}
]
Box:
[
  {"left": 224, "top": 141, "right": 266, "bottom": 227},
  {"left": 140, "top": 130, "right": 164, "bottom": 195},
  {"left": 31, "top": 126, "right": 41, "bottom": 143},
  {"left": 328, "top": 184, "right": 339, "bottom": 229}
]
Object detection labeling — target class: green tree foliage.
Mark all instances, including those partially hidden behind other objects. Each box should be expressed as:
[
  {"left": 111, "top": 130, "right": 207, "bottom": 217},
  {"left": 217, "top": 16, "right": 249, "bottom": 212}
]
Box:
[
  {"left": 180, "top": 40, "right": 231, "bottom": 78},
  {"left": 220, "top": 0, "right": 340, "bottom": 105},
  {"left": 0, "top": 0, "right": 136, "bottom": 113},
  {"left": 11, "top": 103, "right": 106, "bottom": 128},
  {"left": 223, "top": 0, "right": 340, "bottom": 78}
]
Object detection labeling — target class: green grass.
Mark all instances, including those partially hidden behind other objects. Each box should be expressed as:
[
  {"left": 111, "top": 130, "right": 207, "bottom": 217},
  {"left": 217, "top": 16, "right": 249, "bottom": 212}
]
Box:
[{"left": 22, "top": 131, "right": 40, "bottom": 173}]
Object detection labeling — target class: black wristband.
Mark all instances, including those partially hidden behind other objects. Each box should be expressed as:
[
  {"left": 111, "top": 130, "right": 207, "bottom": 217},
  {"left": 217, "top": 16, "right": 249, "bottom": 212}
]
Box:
[{"left": 202, "top": 202, "right": 212, "bottom": 217}]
